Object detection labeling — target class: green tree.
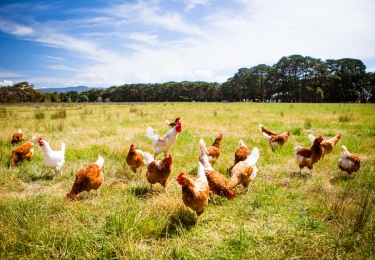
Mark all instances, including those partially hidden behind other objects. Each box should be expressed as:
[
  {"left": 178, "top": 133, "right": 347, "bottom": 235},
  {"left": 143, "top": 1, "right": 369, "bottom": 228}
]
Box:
[{"left": 79, "top": 94, "right": 89, "bottom": 102}]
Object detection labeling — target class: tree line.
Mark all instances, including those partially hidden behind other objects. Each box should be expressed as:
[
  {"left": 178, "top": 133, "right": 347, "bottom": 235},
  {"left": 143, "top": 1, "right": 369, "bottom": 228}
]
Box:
[{"left": 1, "top": 55, "right": 374, "bottom": 103}]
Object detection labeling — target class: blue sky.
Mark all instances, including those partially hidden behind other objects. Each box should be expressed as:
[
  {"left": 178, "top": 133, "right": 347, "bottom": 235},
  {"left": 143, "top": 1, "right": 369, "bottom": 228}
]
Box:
[{"left": 0, "top": 0, "right": 374, "bottom": 89}]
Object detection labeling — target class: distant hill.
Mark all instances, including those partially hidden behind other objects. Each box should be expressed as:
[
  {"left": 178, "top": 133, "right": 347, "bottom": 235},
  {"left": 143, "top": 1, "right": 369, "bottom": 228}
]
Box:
[{"left": 36, "top": 86, "right": 105, "bottom": 93}]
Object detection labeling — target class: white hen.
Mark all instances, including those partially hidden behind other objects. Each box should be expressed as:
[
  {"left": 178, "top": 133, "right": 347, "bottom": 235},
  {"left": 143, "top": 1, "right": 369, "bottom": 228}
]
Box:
[
  {"left": 146, "top": 121, "right": 182, "bottom": 158},
  {"left": 38, "top": 137, "right": 65, "bottom": 175}
]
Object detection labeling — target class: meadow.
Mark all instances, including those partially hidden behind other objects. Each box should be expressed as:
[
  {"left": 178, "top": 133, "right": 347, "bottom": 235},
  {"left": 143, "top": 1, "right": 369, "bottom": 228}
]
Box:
[{"left": 0, "top": 102, "right": 374, "bottom": 259}]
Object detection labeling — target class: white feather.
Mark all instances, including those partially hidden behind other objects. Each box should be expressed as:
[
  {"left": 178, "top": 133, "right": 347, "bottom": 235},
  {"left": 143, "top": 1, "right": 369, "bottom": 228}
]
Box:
[
  {"left": 262, "top": 132, "right": 270, "bottom": 142},
  {"left": 245, "top": 147, "right": 260, "bottom": 165},
  {"left": 141, "top": 151, "right": 154, "bottom": 166},
  {"left": 309, "top": 134, "right": 315, "bottom": 145},
  {"left": 40, "top": 139, "right": 65, "bottom": 174},
  {"left": 146, "top": 127, "right": 157, "bottom": 139},
  {"left": 196, "top": 162, "right": 208, "bottom": 184},
  {"left": 198, "top": 139, "right": 209, "bottom": 155},
  {"left": 95, "top": 156, "right": 104, "bottom": 169},
  {"left": 238, "top": 139, "right": 247, "bottom": 148}
]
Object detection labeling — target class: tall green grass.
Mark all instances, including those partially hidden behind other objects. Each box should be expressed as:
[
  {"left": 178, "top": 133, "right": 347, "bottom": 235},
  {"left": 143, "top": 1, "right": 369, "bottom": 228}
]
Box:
[{"left": 0, "top": 102, "right": 374, "bottom": 259}]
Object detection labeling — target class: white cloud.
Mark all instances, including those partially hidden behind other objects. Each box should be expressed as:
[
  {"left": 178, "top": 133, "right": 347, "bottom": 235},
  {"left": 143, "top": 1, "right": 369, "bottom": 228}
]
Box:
[
  {"left": 0, "top": 80, "right": 13, "bottom": 87},
  {"left": 0, "top": 0, "right": 374, "bottom": 88},
  {"left": 184, "top": 0, "right": 211, "bottom": 11},
  {"left": 128, "top": 33, "right": 159, "bottom": 44},
  {"left": 0, "top": 21, "right": 34, "bottom": 36},
  {"left": 193, "top": 69, "right": 214, "bottom": 78},
  {"left": 46, "top": 65, "right": 78, "bottom": 71}
]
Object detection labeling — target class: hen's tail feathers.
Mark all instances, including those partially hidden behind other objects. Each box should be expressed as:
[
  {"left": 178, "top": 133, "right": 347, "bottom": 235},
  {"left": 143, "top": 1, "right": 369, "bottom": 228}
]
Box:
[
  {"left": 30, "top": 136, "right": 37, "bottom": 142},
  {"left": 142, "top": 151, "right": 154, "bottom": 166},
  {"left": 95, "top": 155, "right": 104, "bottom": 169},
  {"left": 309, "top": 134, "right": 315, "bottom": 145},
  {"left": 165, "top": 120, "right": 170, "bottom": 126},
  {"left": 18, "top": 128, "right": 22, "bottom": 133},
  {"left": 201, "top": 153, "right": 213, "bottom": 171},
  {"left": 258, "top": 124, "right": 264, "bottom": 132},
  {"left": 294, "top": 146, "right": 303, "bottom": 153},
  {"left": 197, "top": 162, "right": 208, "bottom": 184},
  {"left": 245, "top": 147, "right": 260, "bottom": 165},
  {"left": 262, "top": 132, "right": 271, "bottom": 142},
  {"left": 146, "top": 127, "right": 157, "bottom": 139},
  {"left": 199, "top": 139, "right": 213, "bottom": 170},
  {"left": 199, "top": 139, "right": 209, "bottom": 155},
  {"left": 250, "top": 165, "right": 258, "bottom": 181},
  {"left": 61, "top": 143, "right": 66, "bottom": 155},
  {"left": 341, "top": 145, "right": 351, "bottom": 157},
  {"left": 238, "top": 139, "right": 247, "bottom": 148}
]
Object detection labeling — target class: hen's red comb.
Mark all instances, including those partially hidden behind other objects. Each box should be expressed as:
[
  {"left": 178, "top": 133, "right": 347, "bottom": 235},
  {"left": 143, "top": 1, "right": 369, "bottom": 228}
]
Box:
[{"left": 177, "top": 172, "right": 184, "bottom": 179}]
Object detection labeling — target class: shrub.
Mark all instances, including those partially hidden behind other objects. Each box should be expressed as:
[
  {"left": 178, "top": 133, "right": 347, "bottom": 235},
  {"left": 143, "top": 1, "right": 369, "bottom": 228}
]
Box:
[
  {"left": 35, "top": 111, "right": 45, "bottom": 119},
  {"left": 51, "top": 109, "right": 67, "bottom": 119},
  {"left": 291, "top": 127, "right": 302, "bottom": 135}
]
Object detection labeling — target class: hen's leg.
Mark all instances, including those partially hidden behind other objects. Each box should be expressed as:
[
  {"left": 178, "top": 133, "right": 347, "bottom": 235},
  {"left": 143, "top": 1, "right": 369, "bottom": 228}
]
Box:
[
  {"left": 308, "top": 165, "right": 314, "bottom": 176},
  {"left": 209, "top": 192, "right": 216, "bottom": 204}
]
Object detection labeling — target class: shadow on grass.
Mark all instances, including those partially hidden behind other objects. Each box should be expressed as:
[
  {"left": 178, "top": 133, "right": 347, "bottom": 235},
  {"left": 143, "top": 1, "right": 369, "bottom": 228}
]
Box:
[
  {"left": 289, "top": 171, "right": 313, "bottom": 179},
  {"left": 159, "top": 208, "right": 197, "bottom": 238},
  {"left": 131, "top": 186, "right": 165, "bottom": 199},
  {"left": 329, "top": 174, "right": 355, "bottom": 184},
  {"left": 29, "top": 172, "right": 56, "bottom": 181}
]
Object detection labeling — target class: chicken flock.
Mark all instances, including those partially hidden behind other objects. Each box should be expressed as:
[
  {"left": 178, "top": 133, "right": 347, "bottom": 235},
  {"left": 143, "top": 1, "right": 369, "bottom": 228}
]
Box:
[{"left": 8, "top": 120, "right": 361, "bottom": 219}]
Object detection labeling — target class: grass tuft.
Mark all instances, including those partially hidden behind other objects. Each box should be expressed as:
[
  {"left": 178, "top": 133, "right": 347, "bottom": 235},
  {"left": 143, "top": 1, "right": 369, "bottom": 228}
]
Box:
[
  {"left": 35, "top": 110, "right": 45, "bottom": 119},
  {"left": 51, "top": 108, "right": 67, "bottom": 119},
  {"left": 338, "top": 114, "right": 351, "bottom": 123},
  {"left": 304, "top": 118, "right": 313, "bottom": 128}
]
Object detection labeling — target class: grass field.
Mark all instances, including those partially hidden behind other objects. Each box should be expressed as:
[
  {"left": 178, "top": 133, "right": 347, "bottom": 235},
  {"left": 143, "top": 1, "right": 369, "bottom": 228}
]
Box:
[{"left": 0, "top": 102, "right": 374, "bottom": 259}]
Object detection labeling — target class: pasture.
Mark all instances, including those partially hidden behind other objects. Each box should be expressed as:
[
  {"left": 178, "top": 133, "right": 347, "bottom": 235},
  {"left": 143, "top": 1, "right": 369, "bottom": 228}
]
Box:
[{"left": 0, "top": 102, "right": 374, "bottom": 259}]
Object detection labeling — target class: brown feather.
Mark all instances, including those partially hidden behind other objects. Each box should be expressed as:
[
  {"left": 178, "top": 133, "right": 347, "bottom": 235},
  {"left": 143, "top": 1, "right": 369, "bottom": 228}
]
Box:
[
  {"left": 205, "top": 170, "right": 235, "bottom": 199},
  {"left": 179, "top": 174, "right": 210, "bottom": 216},
  {"left": 10, "top": 132, "right": 24, "bottom": 145},
  {"left": 126, "top": 145, "right": 145, "bottom": 173},
  {"left": 228, "top": 141, "right": 251, "bottom": 173},
  {"left": 146, "top": 157, "right": 172, "bottom": 188},
  {"left": 206, "top": 134, "right": 222, "bottom": 165},
  {"left": 295, "top": 137, "right": 323, "bottom": 171},
  {"left": 260, "top": 125, "right": 277, "bottom": 136},
  {"left": 228, "top": 161, "right": 255, "bottom": 190},
  {"left": 70, "top": 164, "right": 104, "bottom": 195},
  {"left": 320, "top": 133, "right": 341, "bottom": 156},
  {"left": 10, "top": 136, "right": 35, "bottom": 167}
]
